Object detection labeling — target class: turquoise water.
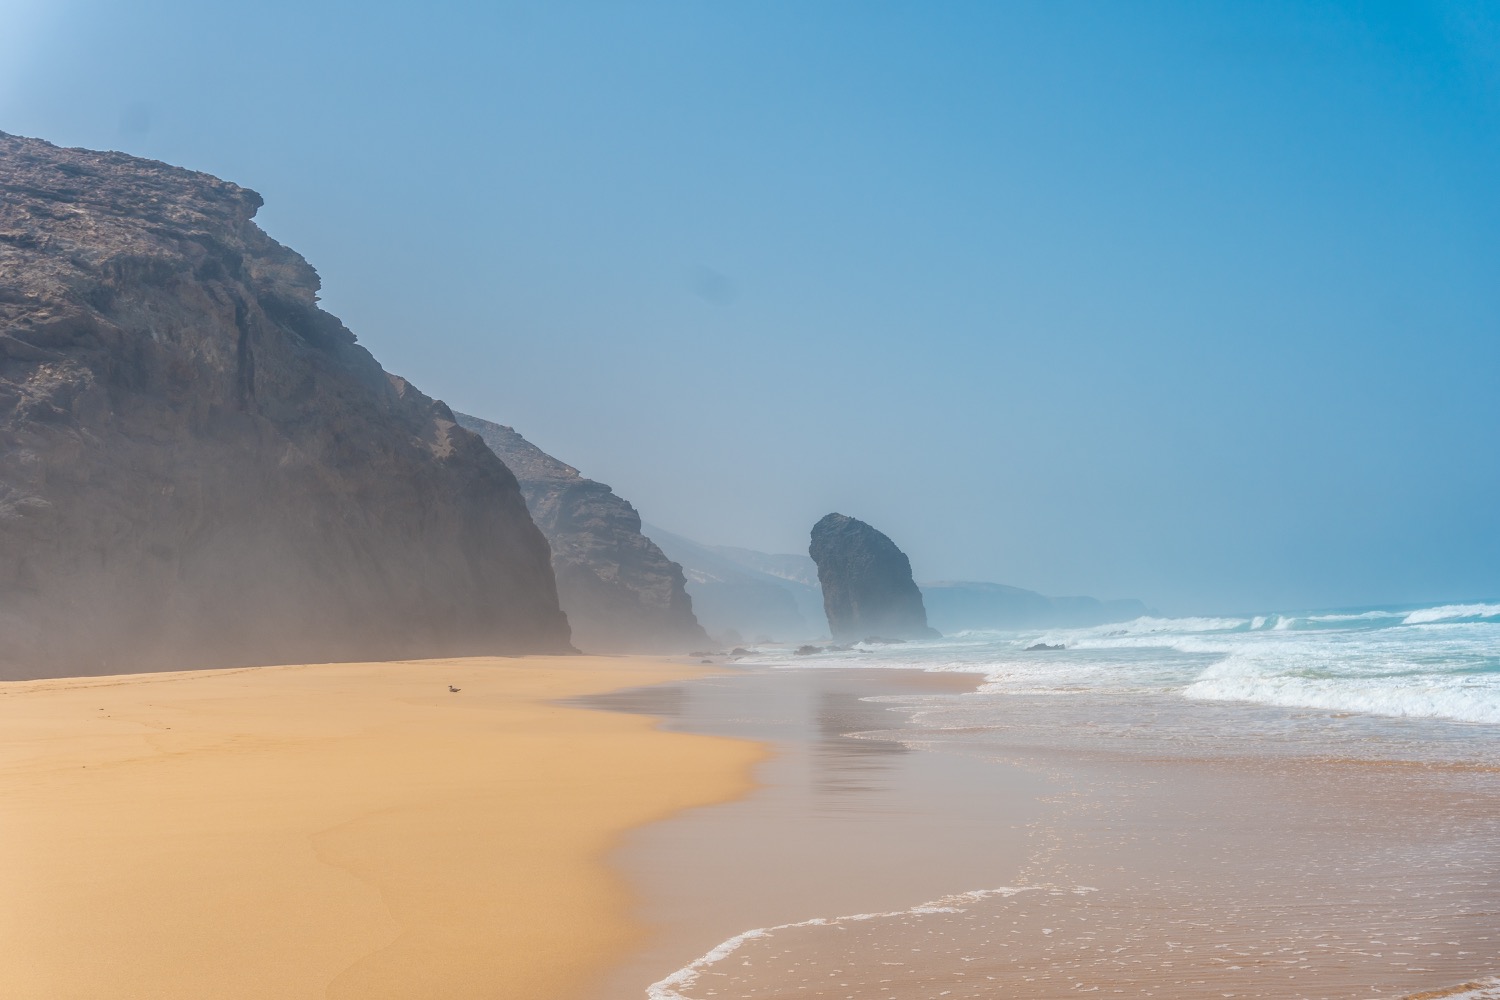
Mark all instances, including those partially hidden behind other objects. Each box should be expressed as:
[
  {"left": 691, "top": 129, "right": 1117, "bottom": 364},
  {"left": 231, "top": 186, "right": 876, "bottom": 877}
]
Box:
[
  {"left": 651, "top": 607, "right": 1500, "bottom": 999},
  {"left": 753, "top": 601, "right": 1500, "bottom": 728}
]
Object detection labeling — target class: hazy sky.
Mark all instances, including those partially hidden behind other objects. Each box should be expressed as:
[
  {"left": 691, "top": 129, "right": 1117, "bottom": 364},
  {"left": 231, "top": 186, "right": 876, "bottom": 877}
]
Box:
[{"left": 3, "top": 1, "right": 1497, "bottom": 613}]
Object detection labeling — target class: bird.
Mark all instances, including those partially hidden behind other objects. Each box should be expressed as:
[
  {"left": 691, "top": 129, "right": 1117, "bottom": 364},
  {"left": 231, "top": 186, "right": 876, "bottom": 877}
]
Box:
[{"left": 448, "top": 685, "right": 460, "bottom": 693}]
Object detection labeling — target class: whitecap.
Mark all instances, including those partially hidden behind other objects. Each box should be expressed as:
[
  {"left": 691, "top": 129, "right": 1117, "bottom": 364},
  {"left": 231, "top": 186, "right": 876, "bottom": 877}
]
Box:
[{"left": 1403, "top": 603, "right": 1500, "bottom": 625}]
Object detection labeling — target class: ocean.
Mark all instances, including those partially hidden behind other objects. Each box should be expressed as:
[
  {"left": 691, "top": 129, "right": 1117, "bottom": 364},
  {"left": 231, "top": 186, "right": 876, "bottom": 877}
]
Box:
[
  {"left": 748, "top": 601, "right": 1500, "bottom": 765},
  {"left": 621, "top": 602, "right": 1500, "bottom": 999}
]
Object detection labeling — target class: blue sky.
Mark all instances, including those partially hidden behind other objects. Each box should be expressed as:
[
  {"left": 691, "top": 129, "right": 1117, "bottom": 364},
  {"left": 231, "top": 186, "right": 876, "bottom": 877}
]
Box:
[{"left": 3, "top": 1, "right": 1496, "bottom": 612}]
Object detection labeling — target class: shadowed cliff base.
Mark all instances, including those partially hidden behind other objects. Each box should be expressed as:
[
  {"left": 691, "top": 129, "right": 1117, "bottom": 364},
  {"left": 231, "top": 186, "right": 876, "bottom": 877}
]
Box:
[
  {"left": 456, "top": 414, "right": 708, "bottom": 654},
  {"left": 0, "top": 133, "right": 572, "bottom": 679}
]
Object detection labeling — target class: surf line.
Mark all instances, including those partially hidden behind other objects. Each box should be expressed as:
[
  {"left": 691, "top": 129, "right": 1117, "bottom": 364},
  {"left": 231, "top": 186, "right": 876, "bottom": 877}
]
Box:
[
  {"left": 645, "top": 884, "right": 1096, "bottom": 1000},
  {"left": 1390, "top": 976, "right": 1500, "bottom": 1000}
]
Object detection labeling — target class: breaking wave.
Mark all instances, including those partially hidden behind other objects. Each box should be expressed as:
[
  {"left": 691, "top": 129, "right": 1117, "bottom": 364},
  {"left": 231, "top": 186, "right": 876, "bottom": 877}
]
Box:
[
  {"left": 1403, "top": 603, "right": 1500, "bottom": 625},
  {"left": 752, "top": 600, "right": 1500, "bottom": 726}
]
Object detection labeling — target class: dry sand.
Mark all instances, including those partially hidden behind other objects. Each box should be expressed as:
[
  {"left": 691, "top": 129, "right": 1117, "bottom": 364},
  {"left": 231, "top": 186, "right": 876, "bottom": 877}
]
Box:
[{"left": 0, "top": 656, "right": 764, "bottom": 1000}]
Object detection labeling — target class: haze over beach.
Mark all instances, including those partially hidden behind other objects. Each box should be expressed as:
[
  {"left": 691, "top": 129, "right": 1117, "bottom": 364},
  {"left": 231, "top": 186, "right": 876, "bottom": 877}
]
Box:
[
  {"left": 1, "top": 2, "right": 1497, "bottom": 999},
  {"left": 5, "top": 0, "right": 1498, "bottom": 613}
]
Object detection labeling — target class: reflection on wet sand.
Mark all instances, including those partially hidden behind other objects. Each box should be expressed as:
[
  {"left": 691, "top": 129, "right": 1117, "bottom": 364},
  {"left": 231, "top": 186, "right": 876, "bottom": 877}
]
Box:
[
  {"left": 585, "top": 666, "right": 1042, "bottom": 1000},
  {"left": 583, "top": 665, "right": 1500, "bottom": 1000},
  {"left": 811, "top": 689, "right": 909, "bottom": 797},
  {"left": 574, "top": 669, "right": 924, "bottom": 806},
  {"left": 573, "top": 681, "right": 689, "bottom": 720}
]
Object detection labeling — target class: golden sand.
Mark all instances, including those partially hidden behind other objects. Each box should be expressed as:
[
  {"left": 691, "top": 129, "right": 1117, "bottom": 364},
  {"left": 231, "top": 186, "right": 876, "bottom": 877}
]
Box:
[{"left": 0, "top": 656, "right": 764, "bottom": 1000}]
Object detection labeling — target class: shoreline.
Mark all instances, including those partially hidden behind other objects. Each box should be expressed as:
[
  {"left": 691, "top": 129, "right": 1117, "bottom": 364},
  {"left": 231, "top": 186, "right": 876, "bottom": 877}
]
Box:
[
  {"left": 581, "top": 666, "right": 1053, "bottom": 999},
  {"left": 0, "top": 655, "right": 766, "bottom": 1000},
  {"left": 8, "top": 655, "right": 1493, "bottom": 999},
  {"left": 585, "top": 664, "right": 1500, "bottom": 1000}
]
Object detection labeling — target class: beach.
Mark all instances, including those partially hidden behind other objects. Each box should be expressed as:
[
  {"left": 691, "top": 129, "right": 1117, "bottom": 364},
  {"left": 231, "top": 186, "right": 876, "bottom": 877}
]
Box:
[
  {"left": 0, "top": 656, "right": 764, "bottom": 1000},
  {"left": 3, "top": 641, "right": 1496, "bottom": 1000},
  {"left": 585, "top": 660, "right": 1500, "bottom": 1000}
]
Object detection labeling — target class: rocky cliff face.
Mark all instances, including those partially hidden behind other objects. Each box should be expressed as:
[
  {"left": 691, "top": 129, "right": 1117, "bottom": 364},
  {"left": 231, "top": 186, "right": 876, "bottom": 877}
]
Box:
[
  {"left": 0, "top": 132, "right": 572, "bottom": 679},
  {"left": 809, "top": 513, "right": 938, "bottom": 642},
  {"left": 456, "top": 414, "right": 707, "bottom": 653}
]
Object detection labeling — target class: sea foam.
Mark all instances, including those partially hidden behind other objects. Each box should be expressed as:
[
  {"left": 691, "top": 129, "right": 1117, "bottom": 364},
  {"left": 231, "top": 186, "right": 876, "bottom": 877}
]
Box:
[
  {"left": 645, "top": 886, "right": 1084, "bottom": 1000},
  {"left": 752, "top": 601, "right": 1500, "bottom": 727},
  {"left": 1403, "top": 603, "right": 1500, "bottom": 625}
]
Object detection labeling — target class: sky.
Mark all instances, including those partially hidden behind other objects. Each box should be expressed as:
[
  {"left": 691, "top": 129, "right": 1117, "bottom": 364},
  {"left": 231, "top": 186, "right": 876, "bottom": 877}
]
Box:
[{"left": 2, "top": 0, "right": 1496, "bottom": 613}]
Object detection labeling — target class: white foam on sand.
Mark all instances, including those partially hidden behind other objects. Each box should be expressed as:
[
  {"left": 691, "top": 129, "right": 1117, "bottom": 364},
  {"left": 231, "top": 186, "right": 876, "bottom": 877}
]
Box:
[
  {"left": 645, "top": 885, "right": 1092, "bottom": 1000},
  {"left": 1394, "top": 976, "right": 1500, "bottom": 1000},
  {"left": 1183, "top": 656, "right": 1500, "bottom": 725}
]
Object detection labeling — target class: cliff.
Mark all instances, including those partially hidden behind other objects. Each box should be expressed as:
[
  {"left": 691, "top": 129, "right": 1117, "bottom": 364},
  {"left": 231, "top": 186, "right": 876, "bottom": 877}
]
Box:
[
  {"left": 809, "top": 513, "right": 939, "bottom": 642},
  {"left": 0, "top": 132, "right": 572, "bottom": 679},
  {"left": 456, "top": 414, "right": 708, "bottom": 653}
]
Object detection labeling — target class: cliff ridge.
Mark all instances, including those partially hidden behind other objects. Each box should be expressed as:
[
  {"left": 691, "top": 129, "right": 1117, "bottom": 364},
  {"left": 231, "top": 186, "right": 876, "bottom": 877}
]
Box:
[{"left": 456, "top": 414, "right": 707, "bottom": 653}]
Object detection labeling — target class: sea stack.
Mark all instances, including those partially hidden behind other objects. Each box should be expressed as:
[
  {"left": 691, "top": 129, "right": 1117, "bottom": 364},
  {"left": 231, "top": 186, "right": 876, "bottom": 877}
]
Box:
[
  {"left": 808, "top": 512, "right": 939, "bottom": 642},
  {"left": 0, "top": 132, "right": 572, "bottom": 679},
  {"left": 456, "top": 413, "right": 709, "bottom": 653}
]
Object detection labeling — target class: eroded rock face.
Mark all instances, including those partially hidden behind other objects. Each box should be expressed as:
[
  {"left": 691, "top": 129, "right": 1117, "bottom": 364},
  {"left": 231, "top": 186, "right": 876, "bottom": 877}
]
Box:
[
  {"left": 456, "top": 414, "right": 708, "bottom": 653},
  {"left": 809, "top": 513, "right": 939, "bottom": 642},
  {"left": 0, "top": 132, "right": 572, "bottom": 678}
]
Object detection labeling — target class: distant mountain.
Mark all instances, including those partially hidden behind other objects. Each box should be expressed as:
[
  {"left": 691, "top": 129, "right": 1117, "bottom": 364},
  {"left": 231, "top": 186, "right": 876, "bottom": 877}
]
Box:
[
  {"left": 643, "top": 524, "right": 1150, "bottom": 641},
  {"left": 457, "top": 416, "right": 708, "bottom": 653},
  {"left": 642, "top": 525, "right": 823, "bottom": 643},
  {"left": 706, "top": 545, "right": 821, "bottom": 589},
  {"left": 701, "top": 544, "right": 826, "bottom": 629},
  {"left": 921, "top": 581, "right": 1150, "bottom": 632}
]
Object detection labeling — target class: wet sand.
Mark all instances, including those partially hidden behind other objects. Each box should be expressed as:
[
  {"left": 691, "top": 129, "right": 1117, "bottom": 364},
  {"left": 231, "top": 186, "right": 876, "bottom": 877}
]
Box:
[
  {"left": 0, "top": 656, "right": 765, "bottom": 1000},
  {"left": 580, "top": 667, "right": 1054, "bottom": 998},
  {"left": 583, "top": 666, "right": 1500, "bottom": 1000}
]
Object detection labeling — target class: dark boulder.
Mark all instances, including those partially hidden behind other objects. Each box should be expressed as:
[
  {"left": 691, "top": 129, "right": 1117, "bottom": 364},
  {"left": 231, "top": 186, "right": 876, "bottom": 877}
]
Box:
[{"left": 809, "top": 513, "right": 940, "bottom": 643}]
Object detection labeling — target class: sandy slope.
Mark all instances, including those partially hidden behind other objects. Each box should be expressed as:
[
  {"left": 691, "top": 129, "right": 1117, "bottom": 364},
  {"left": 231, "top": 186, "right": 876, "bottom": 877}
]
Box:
[{"left": 0, "top": 656, "right": 762, "bottom": 1000}]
